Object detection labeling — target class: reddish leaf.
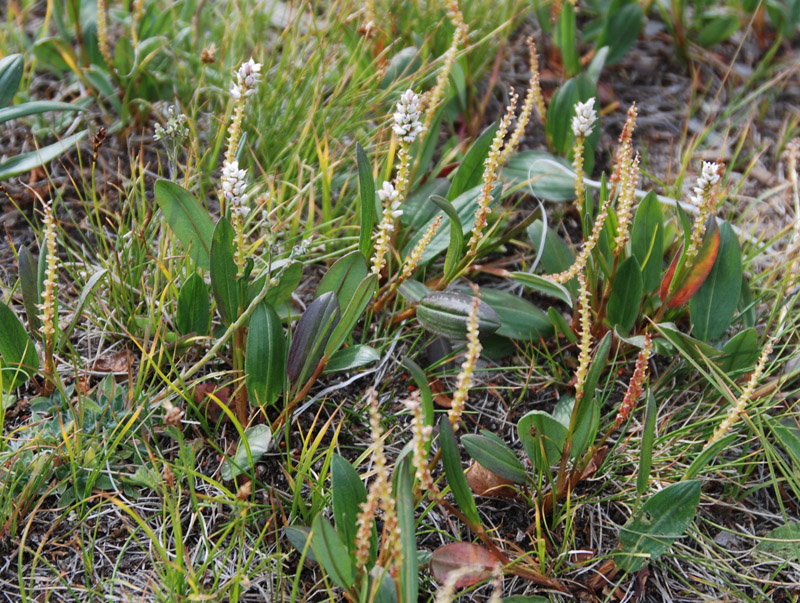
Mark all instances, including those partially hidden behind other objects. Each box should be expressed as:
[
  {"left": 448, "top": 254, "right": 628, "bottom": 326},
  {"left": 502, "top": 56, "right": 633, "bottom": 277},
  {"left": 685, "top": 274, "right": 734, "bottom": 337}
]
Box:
[
  {"left": 430, "top": 542, "right": 500, "bottom": 588},
  {"left": 659, "top": 249, "right": 680, "bottom": 303},
  {"left": 668, "top": 218, "right": 720, "bottom": 308},
  {"left": 465, "top": 461, "right": 517, "bottom": 498}
]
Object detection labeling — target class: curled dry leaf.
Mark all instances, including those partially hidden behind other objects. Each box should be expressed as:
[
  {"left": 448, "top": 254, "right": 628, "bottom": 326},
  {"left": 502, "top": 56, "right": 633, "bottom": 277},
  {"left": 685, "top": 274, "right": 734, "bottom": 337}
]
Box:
[
  {"left": 430, "top": 542, "right": 501, "bottom": 589},
  {"left": 93, "top": 349, "right": 134, "bottom": 373},
  {"left": 193, "top": 383, "right": 233, "bottom": 423},
  {"left": 465, "top": 461, "right": 517, "bottom": 498}
]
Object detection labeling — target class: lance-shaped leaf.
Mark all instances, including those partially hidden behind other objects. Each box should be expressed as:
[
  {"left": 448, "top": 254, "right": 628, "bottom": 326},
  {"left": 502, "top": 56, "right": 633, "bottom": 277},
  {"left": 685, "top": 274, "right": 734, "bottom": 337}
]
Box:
[
  {"left": 689, "top": 220, "right": 742, "bottom": 341},
  {"left": 220, "top": 424, "right": 273, "bottom": 481},
  {"left": 552, "top": 393, "right": 599, "bottom": 460},
  {"left": 616, "top": 480, "right": 701, "bottom": 572},
  {"left": 356, "top": 143, "right": 376, "bottom": 258},
  {"left": 430, "top": 542, "right": 500, "bottom": 588},
  {"left": 18, "top": 246, "right": 42, "bottom": 335},
  {"left": 447, "top": 123, "right": 498, "bottom": 201},
  {"left": 416, "top": 291, "right": 500, "bottom": 340},
  {"left": 397, "top": 280, "right": 431, "bottom": 304},
  {"left": 636, "top": 391, "right": 657, "bottom": 494},
  {"left": 462, "top": 433, "right": 528, "bottom": 484},
  {"left": 607, "top": 256, "right": 643, "bottom": 336},
  {"left": 315, "top": 250, "right": 367, "bottom": 309},
  {"left": 439, "top": 418, "right": 480, "bottom": 525},
  {"left": 630, "top": 191, "right": 664, "bottom": 294},
  {"left": 471, "top": 288, "right": 553, "bottom": 341},
  {"left": 502, "top": 151, "right": 576, "bottom": 203},
  {"left": 287, "top": 291, "right": 340, "bottom": 385},
  {"left": 509, "top": 271, "right": 572, "bottom": 307},
  {"left": 719, "top": 328, "right": 759, "bottom": 374},
  {"left": 331, "top": 454, "right": 369, "bottom": 555},
  {"left": 518, "top": 410, "right": 568, "bottom": 474},
  {"left": 310, "top": 514, "right": 355, "bottom": 590},
  {"left": 259, "top": 262, "right": 302, "bottom": 308},
  {"left": 0, "top": 301, "right": 40, "bottom": 390},
  {"left": 0, "top": 130, "right": 88, "bottom": 182},
  {"left": 430, "top": 195, "right": 463, "bottom": 283},
  {"left": 154, "top": 179, "right": 215, "bottom": 270},
  {"left": 177, "top": 272, "right": 210, "bottom": 335},
  {"left": 395, "top": 454, "right": 419, "bottom": 603},
  {"left": 59, "top": 267, "right": 107, "bottom": 348},
  {"left": 246, "top": 301, "right": 285, "bottom": 407},
  {"left": 325, "top": 274, "right": 377, "bottom": 357},
  {"left": 324, "top": 345, "right": 380, "bottom": 374},
  {"left": 0, "top": 101, "right": 83, "bottom": 126},
  {"left": 0, "top": 54, "right": 23, "bottom": 108},
  {"left": 210, "top": 217, "right": 241, "bottom": 325},
  {"left": 583, "top": 331, "right": 613, "bottom": 404},
  {"left": 660, "top": 217, "right": 720, "bottom": 308}
]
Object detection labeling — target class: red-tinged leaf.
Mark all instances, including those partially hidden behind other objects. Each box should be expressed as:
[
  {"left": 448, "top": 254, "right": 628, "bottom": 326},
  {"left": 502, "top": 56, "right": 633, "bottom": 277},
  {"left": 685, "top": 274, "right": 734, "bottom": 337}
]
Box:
[
  {"left": 430, "top": 542, "right": 500, "bottom": 588},
  {"left": 667, "top": 218, "right": 720, "bottom": 308},
  {"left": 659, "top": 249, "right": 680, "bottom": 303}
]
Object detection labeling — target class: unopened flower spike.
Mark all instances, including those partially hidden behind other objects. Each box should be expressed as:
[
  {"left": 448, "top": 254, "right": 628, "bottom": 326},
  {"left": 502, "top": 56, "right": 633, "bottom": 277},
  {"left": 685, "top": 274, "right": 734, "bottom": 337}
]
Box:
[
  {"left": 38, "top": 199, "right": 59, "bottom": 395},
  {"left": 685, "top": 161, "right": 723, "bottom": 264},
  {"left": 610, "top": 103, "right": 637, "bottom": 198},
  {"left": 370, "top": 181, "right": 403, "bottom": 276},
  {"left": 571, "top": 97, "right": 597, "bottom": 213},
  {"left": 615, "top": 334, "right": 652, "bottom": 426},
  {"left": 404, "top": 391, "right": 437, "bottom": 497},
  {"left": 572, "top": 269, "right": 593, "bottom": 405},
  {"left": 424, "top": 5, "right": 468, "bottom": 134},
  {"left": 466, "top": 91, "right": 517, "bottom": 257},
  {"left": 448, "top": 287, "right": 483, "bottom": 431},
  {"left": 499, "top": 37, "right": 544, "bottom": 165}
]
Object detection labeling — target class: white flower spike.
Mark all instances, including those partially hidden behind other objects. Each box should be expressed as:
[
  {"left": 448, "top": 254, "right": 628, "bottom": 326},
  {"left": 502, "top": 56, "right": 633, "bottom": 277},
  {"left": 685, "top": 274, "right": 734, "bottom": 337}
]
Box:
[
  {"left": 230, "top": 58, "right": 262, "bottom": 100},
  {"left": 392, "top": 89, "right": 423, "bottom": 144},
  {"left": 571, "top": 97, "right": 597, "bottom": 138}
]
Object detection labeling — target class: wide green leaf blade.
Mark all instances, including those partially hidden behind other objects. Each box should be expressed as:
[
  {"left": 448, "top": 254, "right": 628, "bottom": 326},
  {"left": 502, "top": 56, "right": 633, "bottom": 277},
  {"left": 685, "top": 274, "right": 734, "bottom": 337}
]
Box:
[
  {"left": 473, "top": 288, "right": 553, "bottom": 341},
  {"left": 177, "top": 272, "right": 210, "bottom": 335},
  {"left": 245, "top": 301, "right": 285, "bottom": 407},
  {"left": 286, "top": 291, "right": 339, "bottom": 385},
  {"left": 356, "top": 143, "right": 376, "bottom": 258},
  {"left": 315, "top": 250, "right": 368, "bottom": 310},
  {"left": 18, "top": 246, "right": 42, "bottom": 335},
  {"left": 324, "top": 345, "right": 380, "bottom": 374},
  {"left": 616, "top": 480, "right": 702, "bottom": 572},
  {"left": 509, "top": 271, "right": 572, "bottom": 307},
  {"left": 0, "top": 301, "right": 39, "bottom": 390},
  {"left": 462, "top": 433, "right": 528, "bottom": 484},
  {"left": 154, "top": 179, "right": 215, "bottom": 270},
  {"left": 0, "top": 130, "right": 87, "bottom": 182},
  {"left": 439, "top": 418, "right": 480, "bottom": 525},
  {"left": 210, "top": 217, "right": 241, "bottom": 326},
  {"left": 447, "top": 123, "right": 498, "bottom": 201},
  {"left": 630, "top": 191, "right": 664, "bottom": 294},
  {"left": 608, "top": 256, "right": 643, "bottom": 336},
  {"left": 220, "top": 424, "right": 273, "bottom": 481},
  {"left": 0, "top": 101, "right": 83, "bottom": 125},
  {"left": 395, "top": 454, "right": 419, "bottom": 603},
  {"left": 430, "top": 195, "right": 463, "bottom": 282},
  {"left": 0, "top": 54, "right": 23, "bottom": 108},
  {"left": 331, "top": 454, "right": 367, "bottom": 555},
  {"left": 690, "top": 220, "right": 742, "bottom": 341},
  {"left": 325, "top": 274, "right": 377, "bottom": 356},
  {"left": 310, "top": 514, "right": 355, "bottom": 590},
  {"left": 502, "top": 151, "right": 576, "bottom": 202},
  {"left": 518, "top": 410, "right": 568, "bottom": 474}
]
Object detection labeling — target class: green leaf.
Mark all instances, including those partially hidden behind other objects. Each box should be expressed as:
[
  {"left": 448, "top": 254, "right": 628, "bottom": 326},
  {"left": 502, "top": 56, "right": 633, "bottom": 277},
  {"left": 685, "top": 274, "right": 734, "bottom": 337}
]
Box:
[
  {"left": 690, "top": 221, "right": 742, "bottom": 341},
  {"left": 395, "top": 454, "right": 419, "bottom": 603},
  {"left": 310, "top": 514, "right": 355, "bottom": 590},
  {"left": 630, "top": 191, "right": 664, "bottom": 294},
  {"left": 754, "top": 522, "right": 800, "bottom": 563},
  {"left": 462, "top": 434, "right": 528, "bottom": 484},
  {"left": 583, "top": 331, "right": 613, "bottom": 404},
  {"left": 719, "top": 328, "right": 759, "bottom": 375},
  {"left": 210, "top": 217, "right": 241, "bottom": 326},
  {"left": 596, "top": 1, "right": 644, "bottom": 64},
  {"left": 518, "top": 410, "right": 568, "bottom": 473},
  {"left": 503, "top": 151, "right": 576, "bottom": 202},
  {"left": 684, "top": 433, "right": 736, "bottom": 480},
  {"left": 416, "top": 291, "right": 501, "bottom": 340},
  {"left": 549, "top": 307, "right": 577, "bottom": 342},
  {"left": 0, "top": 54, "right": 23, "bottom": 108},
  {"left": 0, "top": 101, "right": 83, "bottom": 126},
  {"left": 331, "top": 454, "right": 367, "bottom": 555},
  {"left": 325, "top": 274, "right": 377, "bottom": 357},
  {"left": 617, "top": 480, "right": 701, "bottom": 572},
  {"left": 661, "top": 217, "right": 720, "bottom": 308},
  {"left": 401, "top": 178, "right": 450, "bottom": 231},
  {"left": 356, "top": 143, "right": 376, "bottom": 258},
  {"left": 608, "top": 256, "right": 643, "bottom": 336},
  {"left": 153, "top": 179, "right": 215, "bottom": 270},
  {"left": 0, "top": 130, "right": 88, "bottom": 182},
  {"left": 555, "top": 2, "right": 580, "bottom": 77},
  {"left": 552, "top": 394, "right": 599, "bottom": 459},
  {"left": 448, "top": 123, "right": 498, "bottom": 201},
  {"left": 439, "top": 418, "right": 480, "bottom": 525},
  {"left": 286, "top": 291, "right": 339, "bottom": 385},
  {"left": 527, "top": 220, "right": 577, "bottom": 296},
  {"left": 509, "top": 271, "right": 572, "bottom": 307},
  {"left": 402, "top": 357, "right": 433, "bottom": 431},
  {"left": 430, "top": 195, "right": 463, "bottom": 282},
  {"left": 60, "top": 267, "right": 107, "bottom": 346},
  {"left": 220, "top": 424, "right": 273, "bottom": 481},
  {"left": 696, "top": 14, "right": 740, "bottom": 47},
  {"left": 177, "top": 272, "right": 210, "bottom": 335},
  {"left": 770, "top": 418, "right": 800, "bottom": 467},
  {"left": 261, "top": 262, "right": 302, "bottom": 308},
  {"left": 285, "top": 526, "right": 317, "bottom": 563},
  {"left": 637, "top": 391, "right": 656, "bottom": 494},
  {"left": 397, "top": 280, "right": 431, "bottom": 304},
  {"left": 324, "top": 344, "right": 380, "bottom": 374},
  {"left": 0, "top": 301, "right": 40, "bottom": 390},
  {"left": 315, "top": 250, "right": 368, "bottom": 310},
  {"left": 470, "top": 288, "right": 553, "bottom": 341},
  {"left": 246, "top": 302, "right": 285, "bottom": 407},
  {"left": 18, "top": 246, "right": 42, "bottom": 335}
]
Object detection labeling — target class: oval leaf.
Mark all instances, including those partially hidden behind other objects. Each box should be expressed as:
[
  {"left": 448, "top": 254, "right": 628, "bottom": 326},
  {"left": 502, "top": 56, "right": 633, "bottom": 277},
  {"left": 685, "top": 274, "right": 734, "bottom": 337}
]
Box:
[
  {"left": 245, "top": 301, "right": 285, "bottom": 407},
  {"left": 439, "top": 418, "right": 480, "bottom": 525},
  {"left": 221, "top": 424, "right": 273, "bottom": 481},
  {"left": 0, "top": 301, "right": 39, "bottom": 390},
  {"left": 210, "top": 217, "right": 241, "bottom": 325},
  {"left": 177, "top": 272, "right": 210, "bottom": 335},
  {"left": 630, "top": 191, "right": 664, "bottom": 294},
  {"left": 310, "top": 514, "right": 355, "bottom": 590},
  {"left": 462, "top": 433, "right": 528, "bottom": 484},
  {"left": 286, "top": 291, "right": 339, "bottom": 385},
  {"left": 607, "top": 256, "right": 643, "bottom": 336},
  {"left": 154, "top": 180, "right": 215, "bottom": 270}
]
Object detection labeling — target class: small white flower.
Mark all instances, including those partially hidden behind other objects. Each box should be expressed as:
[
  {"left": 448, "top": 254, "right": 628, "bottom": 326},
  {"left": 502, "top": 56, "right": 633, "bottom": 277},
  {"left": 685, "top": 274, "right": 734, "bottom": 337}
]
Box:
[
  {"left": 690, "top": 161, "right": 722, "bottom": 207},
  {"left": 231, "top": 58, "right": 262, "bottom": 100},
  {"left": 392, "top": 89, "right": 423, "bottom": 144},
  {"left": 571, "top": 97, "right": 597, "bottom": 138},
  {"left": 700, "top": 161, "right": 721, "bottom": 186},
  {"left": 221, "top": 160, "right": 249, "bottom": 211},
  {"left": 377, "top": 181, "right": 399, "bottom": 204}
]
